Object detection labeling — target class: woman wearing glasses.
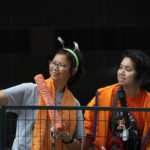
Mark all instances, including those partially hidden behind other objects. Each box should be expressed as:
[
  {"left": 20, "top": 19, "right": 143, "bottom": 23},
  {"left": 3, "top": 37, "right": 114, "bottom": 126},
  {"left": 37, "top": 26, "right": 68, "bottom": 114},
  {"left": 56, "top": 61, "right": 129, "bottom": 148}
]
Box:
[{"left": 0, "top": 37, "right": 86, "bottom": 150}]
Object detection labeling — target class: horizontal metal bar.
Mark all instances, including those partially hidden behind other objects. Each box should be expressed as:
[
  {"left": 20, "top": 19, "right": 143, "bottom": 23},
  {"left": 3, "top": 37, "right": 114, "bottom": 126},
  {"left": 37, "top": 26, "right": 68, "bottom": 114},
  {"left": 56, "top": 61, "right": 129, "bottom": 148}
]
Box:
[{"left": 1, "top": 105, "right": 150, "bottom": 111}]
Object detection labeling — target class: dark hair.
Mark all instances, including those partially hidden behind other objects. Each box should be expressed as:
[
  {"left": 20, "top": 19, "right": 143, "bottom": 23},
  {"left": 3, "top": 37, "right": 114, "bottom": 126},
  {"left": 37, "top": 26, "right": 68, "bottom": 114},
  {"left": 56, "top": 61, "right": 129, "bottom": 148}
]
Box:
[
  {"left": 122, "top": 49, "right": 150, "bottom": 91},
  {"left": 54, "top": 48, "right": 86, "bottom": 86}
]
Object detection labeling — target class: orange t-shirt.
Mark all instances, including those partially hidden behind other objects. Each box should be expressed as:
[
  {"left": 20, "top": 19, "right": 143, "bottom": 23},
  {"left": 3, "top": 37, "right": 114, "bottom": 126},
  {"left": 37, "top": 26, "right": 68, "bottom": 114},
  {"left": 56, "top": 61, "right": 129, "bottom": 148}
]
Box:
[{"left": 107, "top": 86, "right": 145, "bottom": 149}]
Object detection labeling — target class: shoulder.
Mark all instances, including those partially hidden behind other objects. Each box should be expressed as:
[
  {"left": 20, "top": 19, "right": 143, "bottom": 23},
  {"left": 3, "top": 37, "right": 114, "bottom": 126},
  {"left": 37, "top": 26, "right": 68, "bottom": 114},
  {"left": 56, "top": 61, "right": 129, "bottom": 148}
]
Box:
[
  {"left": 4, "top": 82, "right": 36, "bottom": 91},
  {"left": 21, "top": 82, "right": 38, "bottom": 93},
  {"left": 86, "top": 83, "right": 119, "bottom": 107},
  {"left": 20, "top": 82, "right": 37, "bottom": 89},
  {"left": 145, "top": 90, "right": 150, "bottom": 96},
  {"left": 97, "top": 83, "right": 119, "bottom": 93},
  {"left": 74, "top": 98, "right": 81, "bottom": 106},
  {"left": 3, "top": 83, "right": 38, "bottom": 106},
  {"left": 22, "top": 83, "right": 37, "bottom": 91},
  {"left": 67, "top": 88, "right": 81, "bottom": 106},
  {"left": 3, "top": 82, "right": 37, "bottom": 96},
  {"left": 143, "top": 91, "right": 150, "bottom": 106}
]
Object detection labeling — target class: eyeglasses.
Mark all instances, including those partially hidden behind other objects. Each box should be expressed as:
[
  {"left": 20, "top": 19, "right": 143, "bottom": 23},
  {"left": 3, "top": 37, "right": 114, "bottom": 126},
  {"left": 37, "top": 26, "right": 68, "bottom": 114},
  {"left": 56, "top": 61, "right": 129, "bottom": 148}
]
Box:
[{"left": 49, "top": 61, "right": 69, "bottom": 70}]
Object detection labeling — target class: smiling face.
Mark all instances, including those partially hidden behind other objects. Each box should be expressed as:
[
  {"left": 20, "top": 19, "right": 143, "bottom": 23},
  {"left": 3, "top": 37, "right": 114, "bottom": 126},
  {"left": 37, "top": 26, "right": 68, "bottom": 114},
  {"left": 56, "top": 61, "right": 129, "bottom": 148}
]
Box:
[
  {"left": 49, "top": 54, "right": 72, "bottom": 84},
  {"left": 117, "top": 57, "right": 137, "bottom": 88}
]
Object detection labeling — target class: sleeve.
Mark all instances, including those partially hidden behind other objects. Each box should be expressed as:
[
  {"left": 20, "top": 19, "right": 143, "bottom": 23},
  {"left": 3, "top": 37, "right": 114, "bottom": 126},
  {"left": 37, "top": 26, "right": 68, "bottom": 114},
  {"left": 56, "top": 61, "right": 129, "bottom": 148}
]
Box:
[
  {"left": 4, "top": 83, "right": 28, "bottom": 105},
  {"left": 84, "top": 96, "right": 96, "bottom": 136},
  {"left": 141, "top": 93, "right": 150, "bottom": 150},
  {"left": 3, "top": 83, "right": 36, "bottom": 113},
  {"left": 75, "top": 100, "right": 86, "bottom": 138},
  {"left": 142, "top": 112, "right": 150, "bottom": 150}
]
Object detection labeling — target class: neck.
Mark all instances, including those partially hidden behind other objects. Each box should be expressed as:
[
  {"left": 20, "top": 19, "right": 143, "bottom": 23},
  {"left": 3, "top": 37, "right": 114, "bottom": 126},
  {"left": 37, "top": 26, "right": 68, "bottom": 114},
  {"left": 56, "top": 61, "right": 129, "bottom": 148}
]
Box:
[
  {"left": 123, "top": 85, "right": 140, "bottom": 97},
  {"left": 53, "top": 81, "right": 66, "bottom": 93}
]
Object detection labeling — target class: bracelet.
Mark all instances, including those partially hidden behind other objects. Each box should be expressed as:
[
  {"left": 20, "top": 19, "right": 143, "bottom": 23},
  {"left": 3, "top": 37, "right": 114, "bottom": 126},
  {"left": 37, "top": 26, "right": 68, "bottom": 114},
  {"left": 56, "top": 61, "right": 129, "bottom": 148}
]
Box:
[{"left": 62, "top": 137, "right": 74, "bottom": 144}]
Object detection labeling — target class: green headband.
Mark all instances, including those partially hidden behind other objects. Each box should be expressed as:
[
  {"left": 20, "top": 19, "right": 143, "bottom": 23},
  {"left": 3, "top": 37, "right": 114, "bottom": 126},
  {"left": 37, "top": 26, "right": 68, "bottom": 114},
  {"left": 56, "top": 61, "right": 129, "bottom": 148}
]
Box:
[{"left": 64, "top": 48, "right": 79, "bottom": 68}]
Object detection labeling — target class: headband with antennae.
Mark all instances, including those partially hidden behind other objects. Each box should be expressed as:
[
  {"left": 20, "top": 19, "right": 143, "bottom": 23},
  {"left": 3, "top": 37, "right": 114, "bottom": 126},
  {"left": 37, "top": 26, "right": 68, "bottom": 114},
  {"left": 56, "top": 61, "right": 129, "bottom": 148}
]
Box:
[{"left": 57, "top": 37, "right": 79, "bottom": 68}]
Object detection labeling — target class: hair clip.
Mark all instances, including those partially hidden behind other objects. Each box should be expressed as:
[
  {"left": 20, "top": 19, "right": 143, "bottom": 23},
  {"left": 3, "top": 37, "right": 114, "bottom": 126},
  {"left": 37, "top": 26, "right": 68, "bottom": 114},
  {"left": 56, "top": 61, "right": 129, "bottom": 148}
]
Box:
[
  {"left": 73, "top": 41, "right": 80, "bottom": 51},
  {"left": 57, "top": 36, "right": 65, "bottom": 48}
]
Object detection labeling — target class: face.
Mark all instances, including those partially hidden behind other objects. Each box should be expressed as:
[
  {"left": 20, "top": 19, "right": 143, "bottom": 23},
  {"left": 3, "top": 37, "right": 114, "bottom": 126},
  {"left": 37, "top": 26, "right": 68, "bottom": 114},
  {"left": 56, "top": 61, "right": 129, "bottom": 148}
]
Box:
[
  {"left": 49, "top": 54, "right": 72, "bottom": 84},
  {"left": 117, "top": 57, "right": 137, "bottom": 88}
]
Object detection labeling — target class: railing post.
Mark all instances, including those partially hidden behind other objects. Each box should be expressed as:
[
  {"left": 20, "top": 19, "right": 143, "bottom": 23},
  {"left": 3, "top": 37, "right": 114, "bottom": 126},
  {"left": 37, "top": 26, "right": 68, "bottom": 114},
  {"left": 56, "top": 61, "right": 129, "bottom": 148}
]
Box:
[{"left": 0, "top": 105, "right": 6, "bottom": 150}]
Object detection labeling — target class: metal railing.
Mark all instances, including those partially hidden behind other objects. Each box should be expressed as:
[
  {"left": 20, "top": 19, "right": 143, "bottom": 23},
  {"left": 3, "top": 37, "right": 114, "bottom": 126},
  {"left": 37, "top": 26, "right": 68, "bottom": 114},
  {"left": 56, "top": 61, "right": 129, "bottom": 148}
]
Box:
[{"left": 1, "top": 105, "right": 150, "bottom": 150}]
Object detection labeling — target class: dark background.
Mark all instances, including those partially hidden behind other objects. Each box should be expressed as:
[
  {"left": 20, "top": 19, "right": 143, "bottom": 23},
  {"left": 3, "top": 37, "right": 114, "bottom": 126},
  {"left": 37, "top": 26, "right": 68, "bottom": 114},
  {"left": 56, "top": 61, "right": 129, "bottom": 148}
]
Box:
[
  {"left": 1, "top": 1, "right": 150, "bottom": 148},
  {"left": 1, "top": 0, "right": 150, "bottom": 106}
]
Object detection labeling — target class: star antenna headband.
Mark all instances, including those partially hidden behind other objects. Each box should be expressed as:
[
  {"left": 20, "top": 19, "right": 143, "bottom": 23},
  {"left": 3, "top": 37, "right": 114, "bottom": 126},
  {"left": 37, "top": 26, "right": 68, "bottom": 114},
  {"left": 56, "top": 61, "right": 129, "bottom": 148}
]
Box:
[
  {"left": 73, "top": 41, "right": 80, "bottom": 51},
  {"left": 57, "top": 36, "right": 79, "bottom": 68}
]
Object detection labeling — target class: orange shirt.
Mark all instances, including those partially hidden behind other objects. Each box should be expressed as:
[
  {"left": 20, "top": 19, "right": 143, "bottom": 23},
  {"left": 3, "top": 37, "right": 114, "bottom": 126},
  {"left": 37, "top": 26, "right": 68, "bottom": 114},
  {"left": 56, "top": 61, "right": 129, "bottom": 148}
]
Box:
[
  {"left": 84, "top": 84, "right": 150, "bottom": 150},
  {"left": 107, "top": 85, "right": 145, "bottom": 149}
]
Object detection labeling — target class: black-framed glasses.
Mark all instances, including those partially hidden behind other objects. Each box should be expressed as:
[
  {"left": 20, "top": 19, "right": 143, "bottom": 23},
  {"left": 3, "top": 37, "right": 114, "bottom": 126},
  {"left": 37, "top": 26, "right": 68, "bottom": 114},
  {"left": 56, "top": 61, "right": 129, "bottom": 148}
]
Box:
[{"left": 49, "top": 61, "right": 69, "bottom": 70}]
